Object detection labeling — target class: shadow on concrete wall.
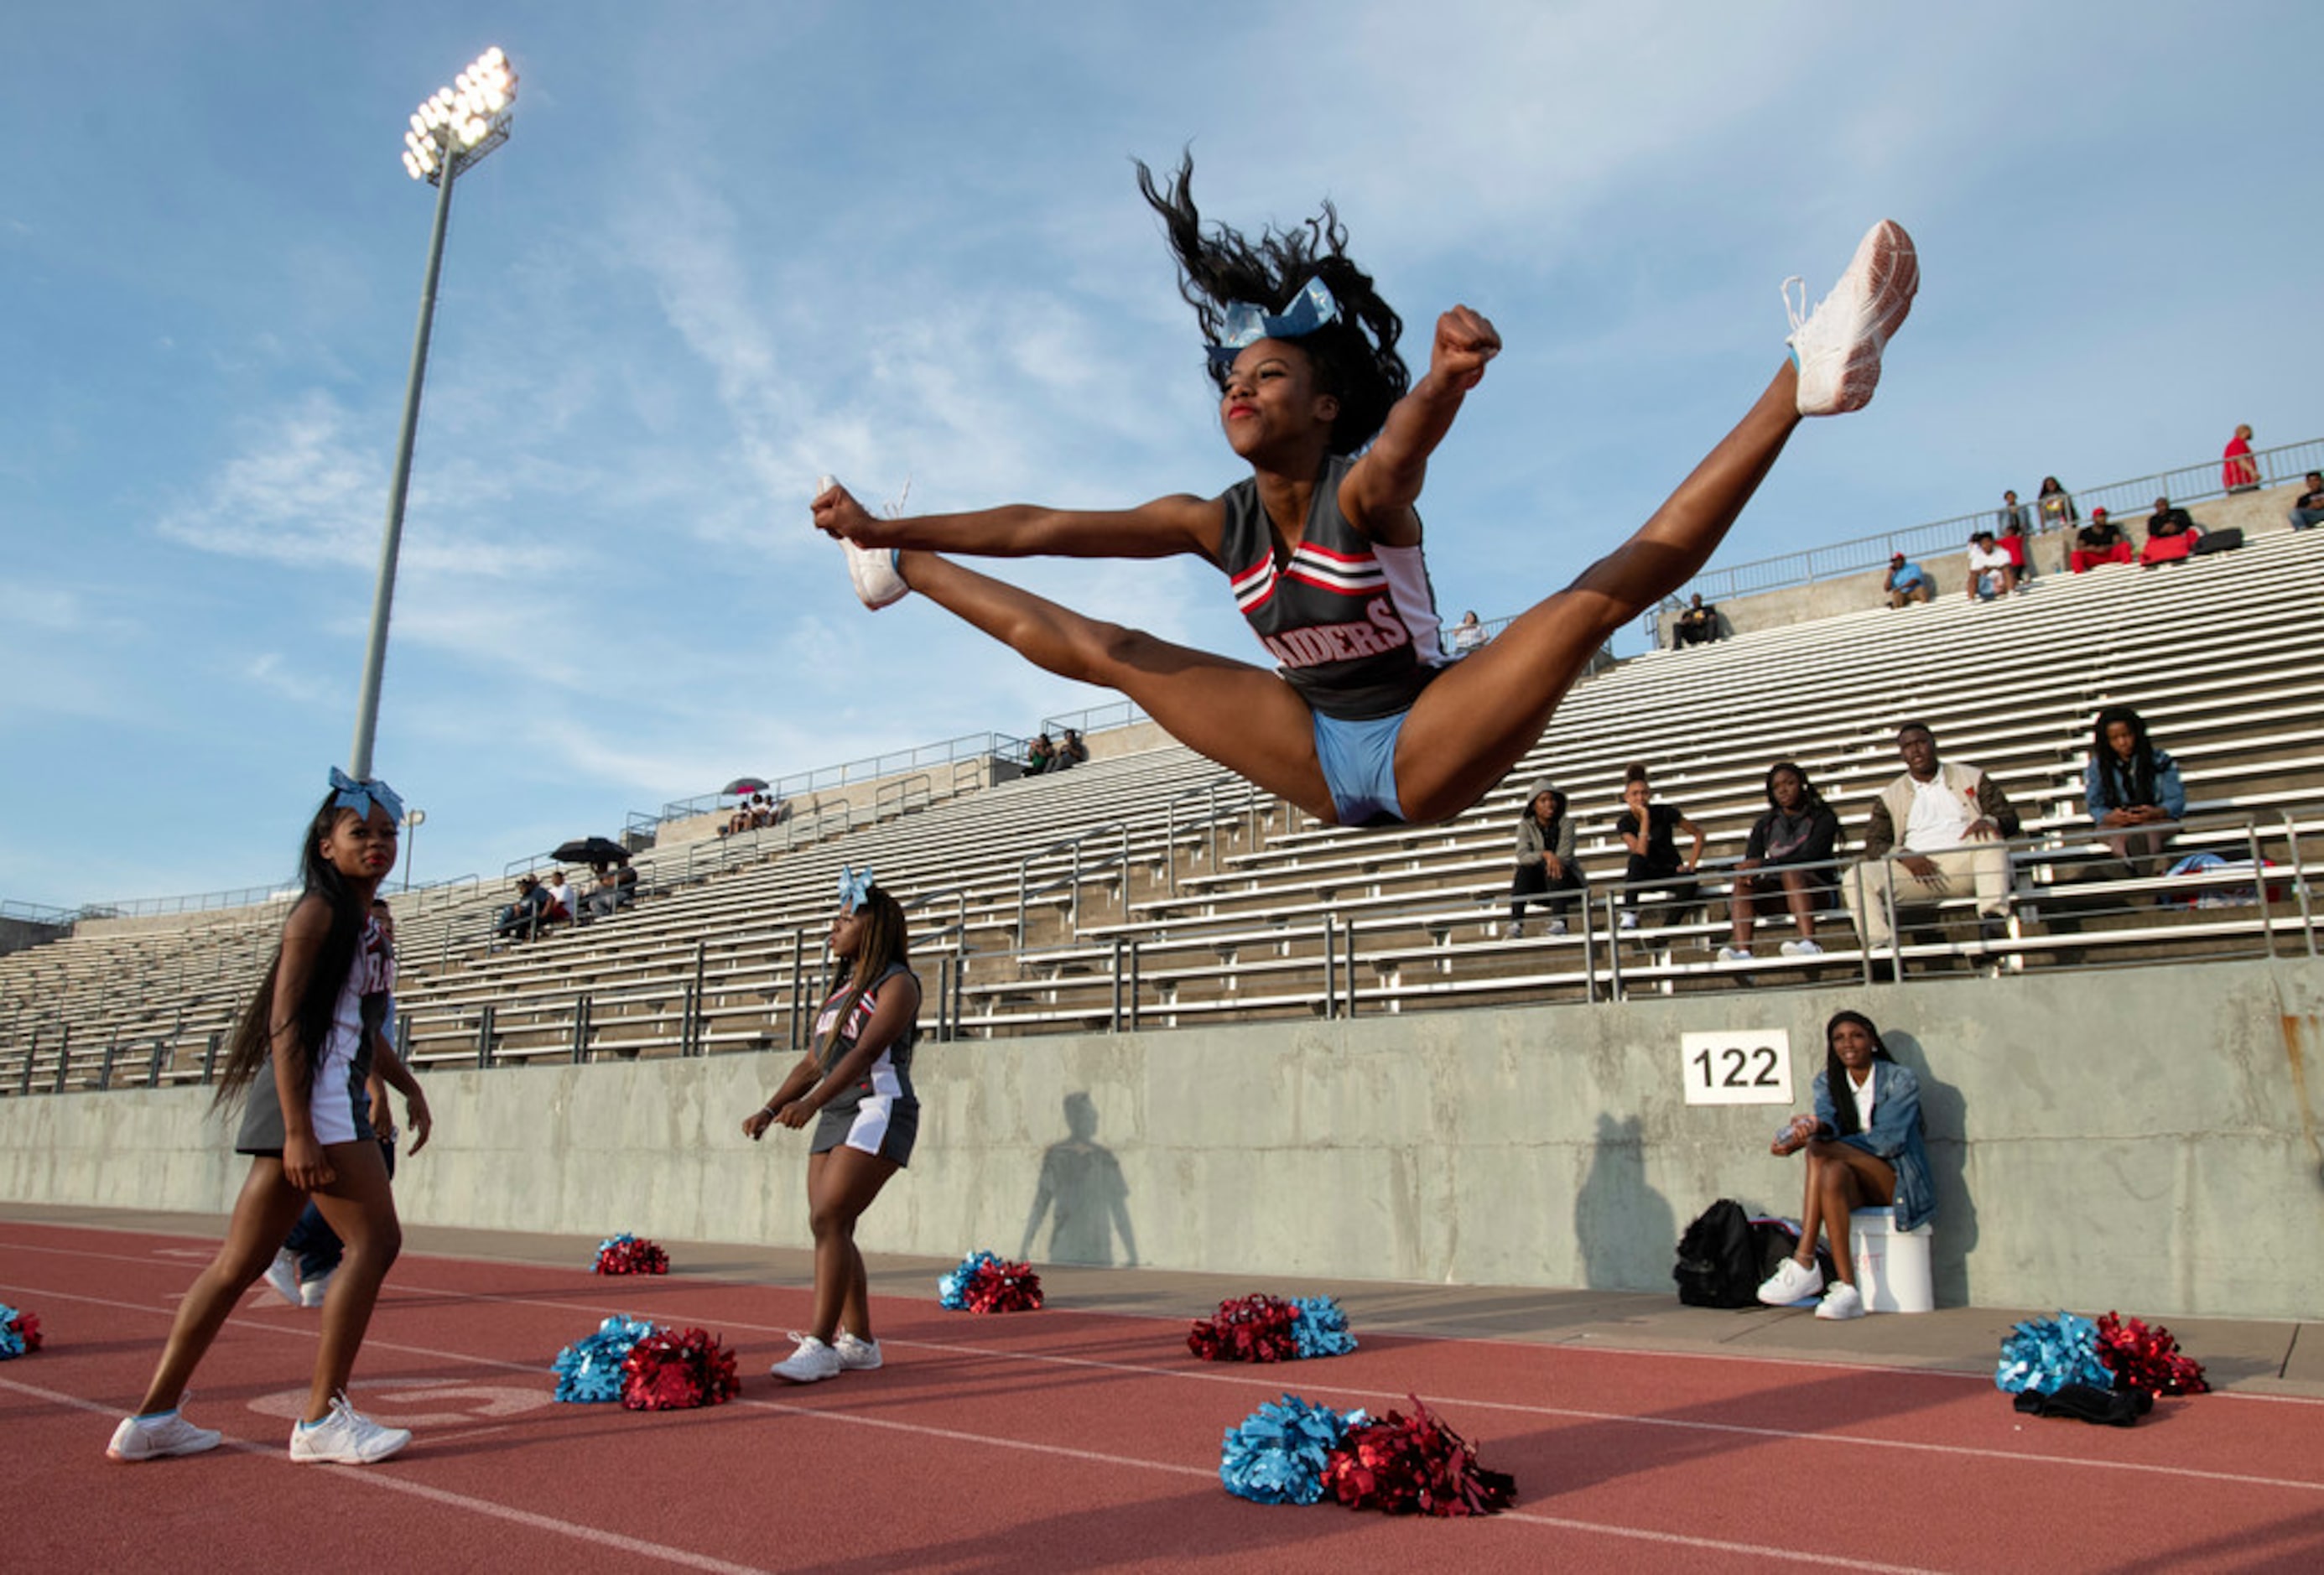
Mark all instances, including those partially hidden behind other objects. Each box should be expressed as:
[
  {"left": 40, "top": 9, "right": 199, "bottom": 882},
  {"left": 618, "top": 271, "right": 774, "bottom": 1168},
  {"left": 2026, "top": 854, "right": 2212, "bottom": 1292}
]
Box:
[
  {"left": 1886, "top": 1029, "right": 1978, "bottom": 1307},
  {"left": 1020, "top": 1092, "right": 1140, "bottom": 1267},
  {"left": 1576, "top": 1111, "right": 1677, "bottom": 1291}
]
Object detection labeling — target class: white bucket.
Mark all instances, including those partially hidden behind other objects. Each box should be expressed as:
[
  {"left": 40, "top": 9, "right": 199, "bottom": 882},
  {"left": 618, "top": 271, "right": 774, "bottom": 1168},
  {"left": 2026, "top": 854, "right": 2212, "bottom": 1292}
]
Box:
[{"left": 1849, "top": 1207, "right": 1934, "bottom": 1314}]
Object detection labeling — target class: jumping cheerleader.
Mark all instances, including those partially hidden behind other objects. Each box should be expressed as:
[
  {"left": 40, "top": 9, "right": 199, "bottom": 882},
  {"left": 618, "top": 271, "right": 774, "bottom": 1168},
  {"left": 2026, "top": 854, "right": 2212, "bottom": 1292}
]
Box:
[
  {"left": 814, "top": 154, "right": 1916, "bottom": 827},
  {"left": 108, "top": 772, "right": 432, "bottom": 1464},
  {"left": 744, "top": 868, "right": 921, "bottom": 1383}
]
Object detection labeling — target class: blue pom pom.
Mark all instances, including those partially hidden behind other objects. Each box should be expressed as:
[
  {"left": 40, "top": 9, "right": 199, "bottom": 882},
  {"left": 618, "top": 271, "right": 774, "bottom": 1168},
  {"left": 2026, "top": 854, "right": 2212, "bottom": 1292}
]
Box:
[
  {"left": 0, "top": 1302, "right": 27, "bottom": 1360},
  {"left": 554, "top": 1315, "right": 657, "bottom": 1402},
  {"left": 938, "top": 1250, "right": 1002, "bottom": 1311},
  {"left": 1996, "top": 1312, "right": 2112, "bottom": 1395},
  {"left": 1219, "top": 1394, "right": 1368, "bottom": 1505},
  {"left": 1287, "top": 1296, "right": 1358, "bottom": 1359}
]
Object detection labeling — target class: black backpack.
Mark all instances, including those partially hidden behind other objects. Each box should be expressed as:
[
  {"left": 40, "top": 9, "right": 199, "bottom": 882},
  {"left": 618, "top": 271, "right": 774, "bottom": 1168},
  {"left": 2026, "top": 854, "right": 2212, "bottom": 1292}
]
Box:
[{"left": 1673, "top": 1199, "right": 1761, "bottom": 1307}]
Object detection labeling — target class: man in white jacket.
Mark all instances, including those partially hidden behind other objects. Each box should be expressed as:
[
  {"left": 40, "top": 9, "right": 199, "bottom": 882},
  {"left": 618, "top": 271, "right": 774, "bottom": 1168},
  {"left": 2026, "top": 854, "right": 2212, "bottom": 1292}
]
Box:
[{"left": 1845, "top": 721, "right": 2021, "bottom": 953}]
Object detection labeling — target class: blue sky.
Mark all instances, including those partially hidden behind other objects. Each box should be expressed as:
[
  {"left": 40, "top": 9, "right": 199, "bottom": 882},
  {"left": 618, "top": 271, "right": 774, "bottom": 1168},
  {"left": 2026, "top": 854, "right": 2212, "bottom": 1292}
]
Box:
[{"left": 3, "top": 1, "right": 2316, "bottom": 909}]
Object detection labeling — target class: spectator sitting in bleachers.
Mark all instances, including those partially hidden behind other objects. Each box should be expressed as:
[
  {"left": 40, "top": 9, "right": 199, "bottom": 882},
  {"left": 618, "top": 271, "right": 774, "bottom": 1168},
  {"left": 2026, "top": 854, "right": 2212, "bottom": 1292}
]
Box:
[
  {"left": 1025, "top": 733, "right": 1057, "bottom": 775},
  {"left": 1964, "top": 530, "right": 2015, "bottom": 600},
  {"left": 2035, "top": 475, "right": 2077, "bottom": 533},
  {"left": 1054, "top": 728, "right": 1089, "bottom": 770},
  {"left": 495, "top": 874, "right": 550, "bottom": 941},
  {"left": 2287, "top": 470, "right": 2324, "bottom": 532},
  {"left": 1719, "top": 762, "right": 1841, "bottom": 963},
  {"left": 1883, "top": 553, "right": 1933, "bottom": 607},
  {"left": 538, "top": 870, "right": 575, "bottom": 928},
  {"left": 723, "top": 793, "right": 764, "bottom": 836},
  {"left": 585, "top": 859, "right": 639, "bottom": 921},
  {"left": 2085, "top": 704, "right": 2186, "bottom": 878},
  {"left": 2000, "top": 517, "right": 2036, "bottom": 584},
  {"left": 1614, "top": 763, "right": 1703, "bottom": 932},
  {"left": 1672, "top": 593, "right": 1721, "bottom": 647},
  {"left": 1505, "top": 779, "right": 1584, "bottom": 938},
  {"left": 2069, "top": 507, "right": 2133, "bottom": 573},
  {"left": 1844, "top": 721, "right": 2020, "bottom": 954},
  {"left": 2139, "top": 496, "right": 2201, "bottom": 567},
  {"left": 1449, "top": 610, "right": 1488, "bottom": 655},
  {"left": 2222, "top": 424, "right": 2259, "bottom": 492}
]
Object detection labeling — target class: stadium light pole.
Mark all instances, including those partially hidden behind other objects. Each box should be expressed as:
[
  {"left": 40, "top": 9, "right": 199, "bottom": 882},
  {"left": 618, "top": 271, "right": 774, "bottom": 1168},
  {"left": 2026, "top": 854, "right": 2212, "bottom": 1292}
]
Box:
[{"left": 347, "top": 46, "right": 518, "bottom": 780}]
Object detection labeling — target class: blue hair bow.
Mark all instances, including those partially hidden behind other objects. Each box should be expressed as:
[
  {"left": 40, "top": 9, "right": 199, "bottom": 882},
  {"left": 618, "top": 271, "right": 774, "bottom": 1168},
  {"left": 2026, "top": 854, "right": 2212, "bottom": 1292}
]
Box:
[
  {"left": 1206, "top": 277, "right": 1341, "bottom": 372},
  {"left": 330, "top": 767, "right": 404, "bottom": 824},
  {"left": 836, "top": 865, "right": 876, "bottom": 913}
]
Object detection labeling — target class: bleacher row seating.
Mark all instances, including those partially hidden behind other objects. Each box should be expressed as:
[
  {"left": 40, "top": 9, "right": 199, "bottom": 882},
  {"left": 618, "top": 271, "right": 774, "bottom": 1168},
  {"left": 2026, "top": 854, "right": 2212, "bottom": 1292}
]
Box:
[{"left": 4, "top": 527, "right": 2321, "bottom": 1093}]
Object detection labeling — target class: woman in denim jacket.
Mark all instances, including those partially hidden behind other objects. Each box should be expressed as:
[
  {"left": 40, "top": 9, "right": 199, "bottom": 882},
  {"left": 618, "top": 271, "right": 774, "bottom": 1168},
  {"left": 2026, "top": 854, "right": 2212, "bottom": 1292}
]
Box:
[{"left": 1756, "top": 1011, "right": 1933, "bottom": 1320}]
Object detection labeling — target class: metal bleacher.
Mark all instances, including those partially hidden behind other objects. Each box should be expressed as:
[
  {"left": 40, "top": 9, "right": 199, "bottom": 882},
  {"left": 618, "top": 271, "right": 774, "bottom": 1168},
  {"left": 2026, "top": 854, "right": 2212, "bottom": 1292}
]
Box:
[{"left": 4, "top": 526, "right": 2321, "bottom": 1094}]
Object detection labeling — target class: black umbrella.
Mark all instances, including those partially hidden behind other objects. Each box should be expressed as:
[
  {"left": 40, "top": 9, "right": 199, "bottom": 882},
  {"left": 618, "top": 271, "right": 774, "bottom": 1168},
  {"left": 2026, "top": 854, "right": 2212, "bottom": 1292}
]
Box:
[
  {"left": 722, "top": 777, "right": 770, "bottom": 797},
  {"left": 553, "top": 835, "right": 630, "bottom": 865}
]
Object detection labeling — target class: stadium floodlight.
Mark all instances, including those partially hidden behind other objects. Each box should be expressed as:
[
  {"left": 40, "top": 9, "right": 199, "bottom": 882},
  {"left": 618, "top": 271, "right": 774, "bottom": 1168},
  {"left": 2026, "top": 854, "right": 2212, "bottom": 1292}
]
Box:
[{"left": 348, "top": 47, "right": 519, "bottom": 782}]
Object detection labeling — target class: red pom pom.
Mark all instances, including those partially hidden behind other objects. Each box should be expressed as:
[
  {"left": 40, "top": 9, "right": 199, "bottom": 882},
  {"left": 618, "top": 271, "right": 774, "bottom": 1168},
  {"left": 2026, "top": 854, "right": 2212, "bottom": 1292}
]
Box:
[
  {"left": 1322, "top": 1396, "right": 1516, "bottom": 1516},
  {"left": 963, "top": 1259, "right": 1043, "bottom": 1313},
  {"left": 595, "top": 1236, "right": 670, "bottom": 1276},
  {"left": 8, "top": 1311, "right": 39, "bottom": 1354},
  {"left": 620, "top": 1326, "right": 740, "bottom": 1410},
  {"left": 1188, "top": 1295, "right": 1301, "bottom": 1363},
  {"left": 2096, "top": 1312, "right": 2208, "bottom": 1397}
]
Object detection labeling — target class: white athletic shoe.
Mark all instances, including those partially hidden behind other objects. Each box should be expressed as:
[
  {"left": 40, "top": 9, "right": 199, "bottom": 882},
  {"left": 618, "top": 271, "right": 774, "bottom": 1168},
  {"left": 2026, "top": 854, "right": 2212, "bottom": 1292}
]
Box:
[
  {"left": 261, "top": 1250, "right": 301, "bottom": 1307},
  {"left": 1717, "top": 945, "right": 1752, "bottom": 964},
  {"left": 1501, "top": 919, "right": 1525, "bottom": 940},
  {"left": 1815, "top": 1281, "right": 1867, "bottom": 1321},
  {"left": 771, "top": 1334, "right": 843, "bottom": 1383},
  {"left": 1781, "top": 938, "right": 1824, "bottom": 958},
  {"left": 289, "top": 1393, "right": 411, "bottom": 1464},
  {"left": 1618, "top": 911, "right": 1639, "bottom": 932},
  {"left": 833, "top": 1333, "right": 884, "bottom": 1371},
  {"left": 1756, "top": 1255, "right": 1826, "bottom": 1307},
  {"left": 819, "top": 474, "right": 909, "bottom": 611},
  {"left": 1784, "top": 220, "right": 1918, "bottom": 417},
  {"left": 107, "top": 1410, "right": 223, "bottom": 1463},
  {"left": 299, "top": 1267, "right": 335, "bottom": 1308},
  {"left": 1547, "top": 917, "right": 1568, "bottom": 937}
]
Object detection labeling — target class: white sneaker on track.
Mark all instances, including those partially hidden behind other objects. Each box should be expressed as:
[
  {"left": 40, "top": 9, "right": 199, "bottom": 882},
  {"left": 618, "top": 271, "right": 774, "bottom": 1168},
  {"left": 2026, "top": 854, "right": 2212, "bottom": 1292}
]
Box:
[
  {"left": 107, "top": 1410, "right": 223, "bottom": 1463},
  {"left": 289, "top": 1393, "right": 411, "bottom": 1464}
]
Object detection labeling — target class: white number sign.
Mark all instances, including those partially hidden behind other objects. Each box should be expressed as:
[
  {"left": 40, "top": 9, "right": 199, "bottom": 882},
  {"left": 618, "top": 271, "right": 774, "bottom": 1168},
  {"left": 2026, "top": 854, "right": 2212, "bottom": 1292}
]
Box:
[{"left": 1681, "top": 1028, "right": 1794, "bottom": 1105}]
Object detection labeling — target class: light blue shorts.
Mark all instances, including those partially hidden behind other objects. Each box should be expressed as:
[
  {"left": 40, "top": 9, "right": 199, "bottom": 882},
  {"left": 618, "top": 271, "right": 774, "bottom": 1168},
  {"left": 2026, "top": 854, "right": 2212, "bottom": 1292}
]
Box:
[{"left": 1311, "top": 709, "right": 1410, "bottom": 827}]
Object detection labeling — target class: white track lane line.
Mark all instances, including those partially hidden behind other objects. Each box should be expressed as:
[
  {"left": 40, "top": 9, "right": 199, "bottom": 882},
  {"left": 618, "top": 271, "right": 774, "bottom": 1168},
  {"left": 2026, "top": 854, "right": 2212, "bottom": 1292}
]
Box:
[{"left": 11, "top": 1250, "right": 2323, "bottom": 1501}]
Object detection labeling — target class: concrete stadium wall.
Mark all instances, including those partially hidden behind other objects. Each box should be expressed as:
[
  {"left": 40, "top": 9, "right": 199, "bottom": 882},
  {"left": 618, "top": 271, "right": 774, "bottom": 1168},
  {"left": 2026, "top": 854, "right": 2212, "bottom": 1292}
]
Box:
[
  {"left": 6, "top": 959, "right": 2320, "bottom": 1320},
  {"left": 1683, "top": 480, "right": 2313, "bottom": 644}
]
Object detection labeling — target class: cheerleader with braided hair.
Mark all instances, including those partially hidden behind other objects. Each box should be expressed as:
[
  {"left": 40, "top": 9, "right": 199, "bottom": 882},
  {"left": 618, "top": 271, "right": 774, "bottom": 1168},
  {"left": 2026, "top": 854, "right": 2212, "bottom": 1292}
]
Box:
[{"left": 815, "top": 153, "right": 1916, "bottom": 827}]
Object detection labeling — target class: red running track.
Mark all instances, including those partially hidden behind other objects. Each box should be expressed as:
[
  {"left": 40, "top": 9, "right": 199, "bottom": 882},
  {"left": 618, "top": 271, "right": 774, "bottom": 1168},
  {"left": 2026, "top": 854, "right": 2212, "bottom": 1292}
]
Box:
[{"left": 3, "top": 1223, "right": 2321, "bottom": 1572}]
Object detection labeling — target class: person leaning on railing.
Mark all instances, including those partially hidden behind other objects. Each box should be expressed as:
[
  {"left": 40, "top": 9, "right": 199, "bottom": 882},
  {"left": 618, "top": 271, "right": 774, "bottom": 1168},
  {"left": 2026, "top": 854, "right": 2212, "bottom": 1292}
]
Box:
[{"left": 1843, "top": 721, "right": 2021, "bottom": 953}]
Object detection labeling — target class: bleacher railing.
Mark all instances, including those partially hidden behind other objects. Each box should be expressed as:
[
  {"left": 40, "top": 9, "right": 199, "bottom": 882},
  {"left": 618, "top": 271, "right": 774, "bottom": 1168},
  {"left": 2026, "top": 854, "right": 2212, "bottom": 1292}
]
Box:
[
  {"left": 1642, "top": 434, "right": 2324, "bottom": 632},
  {"left": 8, "top": 806, "right": 2314, "bottom": 1096}
]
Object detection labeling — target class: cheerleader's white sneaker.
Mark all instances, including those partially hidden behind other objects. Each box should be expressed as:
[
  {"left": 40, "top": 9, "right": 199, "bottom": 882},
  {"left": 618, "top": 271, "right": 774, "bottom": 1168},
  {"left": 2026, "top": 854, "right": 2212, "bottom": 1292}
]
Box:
[
  {"left": 1785, "top": 220, "right": 1918, "bottom": 416},
  {"left": 771, "top": 1334, "right": 843, "bottom": 1383},
  {"left": 107, "top": 1410, "right": 223, "bottom": 1462},
  {"left": 833, "top": 1332, "right": 884, "bottom": 1371}
]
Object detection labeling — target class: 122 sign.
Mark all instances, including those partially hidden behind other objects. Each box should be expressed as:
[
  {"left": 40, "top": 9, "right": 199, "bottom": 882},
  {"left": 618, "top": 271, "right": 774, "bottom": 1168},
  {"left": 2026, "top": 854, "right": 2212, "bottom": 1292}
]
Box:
[{"left": 1681, "top": 1029, "right": 1794, "bottom": 1105}]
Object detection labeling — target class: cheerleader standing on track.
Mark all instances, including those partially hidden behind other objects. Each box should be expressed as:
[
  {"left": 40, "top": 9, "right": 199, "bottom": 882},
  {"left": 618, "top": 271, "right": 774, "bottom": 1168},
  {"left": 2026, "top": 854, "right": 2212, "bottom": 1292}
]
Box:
[
  {"left": 816, "top": 153, "right": 1916, "bottom": 828},
  {"left": 744, "top": 868, "right": 922, "bottom": 1383},
  {"left": 107, "top": 772, "right": 433, "bottom": 1466}
]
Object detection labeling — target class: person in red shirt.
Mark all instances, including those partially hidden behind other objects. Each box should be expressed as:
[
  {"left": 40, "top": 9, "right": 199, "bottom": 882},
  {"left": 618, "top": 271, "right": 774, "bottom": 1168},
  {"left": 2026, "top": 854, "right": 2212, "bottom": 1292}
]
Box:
[{"left": 2223, "top": 424, "right": 2259, "bottom": 492}]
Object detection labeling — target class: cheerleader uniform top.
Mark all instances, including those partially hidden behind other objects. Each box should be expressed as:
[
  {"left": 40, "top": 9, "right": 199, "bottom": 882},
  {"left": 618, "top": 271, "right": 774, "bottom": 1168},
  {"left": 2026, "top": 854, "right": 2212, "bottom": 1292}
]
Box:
[
  {"left": 234, "top": 916, "right": 393, "bottom": 1153},
  {"left": 1215, "top": 455, "right": 1451, "bottom": 721},
  {"left": 814, "top": 961, "right": 920, "bottom": 1111}
]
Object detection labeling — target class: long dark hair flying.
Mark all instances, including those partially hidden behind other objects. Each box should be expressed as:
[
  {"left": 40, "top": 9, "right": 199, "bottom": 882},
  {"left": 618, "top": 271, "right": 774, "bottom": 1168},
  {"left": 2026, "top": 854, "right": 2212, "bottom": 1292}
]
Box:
[
  {"left": 1135, "top": 153, "right": 1408, "bottom": 455},
  {"left": 214, "top": 796, "right": 371, "bottom": 1108},
  {"left": 2092, "top": 704, "right": 2161, "bottom": 812},
  {"left": 1822, "top": 1010, "right": 1897, "bottom": 1137},
  {"left": 818, "top": 886, "right": 912, "bottom": 1070}
]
